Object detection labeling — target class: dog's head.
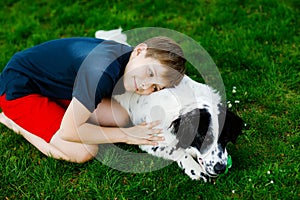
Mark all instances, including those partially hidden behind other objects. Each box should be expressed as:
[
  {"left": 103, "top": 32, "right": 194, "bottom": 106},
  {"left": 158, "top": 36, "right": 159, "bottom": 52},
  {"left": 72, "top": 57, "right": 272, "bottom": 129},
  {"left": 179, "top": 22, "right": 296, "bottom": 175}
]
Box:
[{"left": 170, "top": 107, "right": 243, "bottom": 177}]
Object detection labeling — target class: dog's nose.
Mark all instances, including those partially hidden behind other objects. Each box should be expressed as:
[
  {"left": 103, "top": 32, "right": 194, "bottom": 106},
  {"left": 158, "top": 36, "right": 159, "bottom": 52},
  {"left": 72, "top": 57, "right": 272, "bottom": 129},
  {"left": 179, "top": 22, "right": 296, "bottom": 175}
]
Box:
[{"left": 214, "top": 162, "right": 226, "bottom": 174}]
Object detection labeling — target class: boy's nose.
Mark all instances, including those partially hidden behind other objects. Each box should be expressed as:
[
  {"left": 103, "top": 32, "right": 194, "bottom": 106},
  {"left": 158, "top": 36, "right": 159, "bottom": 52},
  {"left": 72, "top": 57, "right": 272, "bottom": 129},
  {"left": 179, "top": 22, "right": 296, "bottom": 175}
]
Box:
[
  {"left": 137, "top": 82, "right": 157, "bottom": 95},
  {"left": 140, "top": 82, "right": 152, "bottom": 89},
  {"left": 139, "top": 77, "right": 155, "bottom": 89}
]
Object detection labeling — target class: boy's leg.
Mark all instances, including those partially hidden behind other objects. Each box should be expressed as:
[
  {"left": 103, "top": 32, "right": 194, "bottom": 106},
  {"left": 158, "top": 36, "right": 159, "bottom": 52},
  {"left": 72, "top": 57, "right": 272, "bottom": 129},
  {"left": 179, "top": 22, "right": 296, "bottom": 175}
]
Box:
[
  {"left": 50, "top": 132, "right": 98, "bottom": 163},
  {"left": 0, "top": 94, "right": 98, "bottom": 163},
  {"left": 0, "top": 112, "right": 72, "bottom": 161}
]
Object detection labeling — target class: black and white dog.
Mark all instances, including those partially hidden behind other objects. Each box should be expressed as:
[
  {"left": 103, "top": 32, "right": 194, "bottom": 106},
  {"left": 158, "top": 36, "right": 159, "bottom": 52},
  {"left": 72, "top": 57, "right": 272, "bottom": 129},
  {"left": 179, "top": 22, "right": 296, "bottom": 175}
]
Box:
[
  {"left": 113, "top": 75, "right": 243, "bottom": 182},
  {"left": 95, "top": 29, "right": 243, "bottom": 181}
]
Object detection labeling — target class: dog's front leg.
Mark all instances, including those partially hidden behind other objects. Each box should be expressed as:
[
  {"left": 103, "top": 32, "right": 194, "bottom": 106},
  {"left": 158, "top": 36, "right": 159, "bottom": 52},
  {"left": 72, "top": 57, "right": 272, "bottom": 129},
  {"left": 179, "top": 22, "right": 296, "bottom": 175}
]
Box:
[
  {"left": 142, "top": 145, "right": 208, "bottom": 181},
  {"left": 176, "top": 154, "right": 208, "bottom": 182}
]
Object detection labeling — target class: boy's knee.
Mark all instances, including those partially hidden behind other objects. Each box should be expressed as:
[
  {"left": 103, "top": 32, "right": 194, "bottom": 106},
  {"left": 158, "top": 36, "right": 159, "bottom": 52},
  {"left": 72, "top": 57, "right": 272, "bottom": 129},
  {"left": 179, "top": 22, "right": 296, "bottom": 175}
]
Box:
[
  {"left": 73, "top": 153, "right": 93, "bottom": 163},
  {"left": 72, "top": 145, "right": 98, "bottom": 163},
  {"left": 50, "top": 133, "right": 99, "bottom": 163}
]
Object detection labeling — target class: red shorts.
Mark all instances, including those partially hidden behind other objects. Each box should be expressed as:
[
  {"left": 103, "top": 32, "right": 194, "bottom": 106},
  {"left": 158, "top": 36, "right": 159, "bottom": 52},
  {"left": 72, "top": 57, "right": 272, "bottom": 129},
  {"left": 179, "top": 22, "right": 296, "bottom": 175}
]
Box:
[{"left": 0, "top": 94, "right": 71, "bottom": 143}]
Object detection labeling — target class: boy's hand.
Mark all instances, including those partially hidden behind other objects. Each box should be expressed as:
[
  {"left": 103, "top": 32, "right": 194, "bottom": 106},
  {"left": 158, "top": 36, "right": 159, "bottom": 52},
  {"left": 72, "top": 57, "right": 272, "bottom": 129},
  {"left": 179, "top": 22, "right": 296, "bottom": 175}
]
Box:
[{"left": 122, "top": 120, "right": 165, "bottom": 146}]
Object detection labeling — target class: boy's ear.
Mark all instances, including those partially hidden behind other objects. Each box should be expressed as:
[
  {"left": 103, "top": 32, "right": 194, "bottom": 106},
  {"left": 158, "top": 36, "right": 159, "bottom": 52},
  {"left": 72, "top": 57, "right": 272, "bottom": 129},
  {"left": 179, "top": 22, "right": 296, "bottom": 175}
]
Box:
[{"left": 132, "top": 43, "right": 148, "bottom": 57}]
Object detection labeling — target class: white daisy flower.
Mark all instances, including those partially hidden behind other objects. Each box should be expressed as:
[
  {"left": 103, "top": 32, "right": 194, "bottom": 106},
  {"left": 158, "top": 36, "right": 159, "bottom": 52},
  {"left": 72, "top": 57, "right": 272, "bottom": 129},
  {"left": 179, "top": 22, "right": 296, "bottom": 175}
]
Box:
[{"left": 232, "top": 86, "right": 237, "bottom": 94}]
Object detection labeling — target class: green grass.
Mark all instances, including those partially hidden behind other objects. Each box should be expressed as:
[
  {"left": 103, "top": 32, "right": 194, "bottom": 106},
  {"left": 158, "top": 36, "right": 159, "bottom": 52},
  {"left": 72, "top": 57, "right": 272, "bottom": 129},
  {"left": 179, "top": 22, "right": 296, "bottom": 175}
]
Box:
[{"left": 0, "top": 0, "right": 299, "bottom": 199}]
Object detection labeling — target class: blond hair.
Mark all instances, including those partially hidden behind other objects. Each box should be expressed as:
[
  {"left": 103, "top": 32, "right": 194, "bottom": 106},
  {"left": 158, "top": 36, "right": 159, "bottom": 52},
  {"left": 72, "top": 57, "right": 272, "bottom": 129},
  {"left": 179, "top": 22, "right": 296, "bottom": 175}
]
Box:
[{"left": 143, "top": 36, "right": 186, "bottom": 87}]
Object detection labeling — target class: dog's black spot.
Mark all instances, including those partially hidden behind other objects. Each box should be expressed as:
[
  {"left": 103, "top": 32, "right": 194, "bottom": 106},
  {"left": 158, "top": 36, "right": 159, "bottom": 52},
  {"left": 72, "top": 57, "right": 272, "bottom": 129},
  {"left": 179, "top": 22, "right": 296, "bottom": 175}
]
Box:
[
  {"left": 169, "top": 147, "right": 175, "bottom": 155},
  {"left": 218, "top": 106, "right": 244, "bottom": 148},
  {"left": 191, "top": 170, "right": 195, "bottom": 175},
  {"left": 211, "top": 150, "right": 215, "bottom": 155},
  {"left": 200, "top": 172, "right": 209, "bottom": 180},
  {"left": 185, "top": 155, "right": 188, "bottom": 159},
  {"left": 179, "top": 161, "right": 183, "bottom": 168},
  {"left": 218, "top": 152, "right": 222, "bottom": 159},
  {"left": 151, "top": 146, "right": 159, "bottom": 152},
  {"left": 200, "top": 172, "right": 206, "bottom": 177},
  {"left": 160, "top": 147, "right": 165, "bottom": 151},
  {"left": 170, "top": 108, "right": 211, "bottom": 150}
]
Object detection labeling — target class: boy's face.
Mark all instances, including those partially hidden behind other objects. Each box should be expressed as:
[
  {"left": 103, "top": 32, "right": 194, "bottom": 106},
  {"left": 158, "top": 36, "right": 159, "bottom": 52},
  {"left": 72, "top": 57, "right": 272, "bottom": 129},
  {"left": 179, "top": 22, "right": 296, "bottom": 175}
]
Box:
[{"left": 123, "top": 44, "right": 168, "bottom": 95}]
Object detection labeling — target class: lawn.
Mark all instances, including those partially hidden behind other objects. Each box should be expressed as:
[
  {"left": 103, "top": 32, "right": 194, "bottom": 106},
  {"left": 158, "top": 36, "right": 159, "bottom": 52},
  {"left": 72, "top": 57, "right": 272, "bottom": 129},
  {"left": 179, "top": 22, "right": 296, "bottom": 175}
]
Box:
[{"left": 0, "top": 0, "right": 299, "bottom": 199}]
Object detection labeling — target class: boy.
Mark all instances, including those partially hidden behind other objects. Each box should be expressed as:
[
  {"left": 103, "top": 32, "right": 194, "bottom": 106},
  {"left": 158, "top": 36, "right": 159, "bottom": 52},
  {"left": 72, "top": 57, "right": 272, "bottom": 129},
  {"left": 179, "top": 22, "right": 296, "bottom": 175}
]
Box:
[{"left": 0, "top": 36, "right": 186, "bottom": 163}]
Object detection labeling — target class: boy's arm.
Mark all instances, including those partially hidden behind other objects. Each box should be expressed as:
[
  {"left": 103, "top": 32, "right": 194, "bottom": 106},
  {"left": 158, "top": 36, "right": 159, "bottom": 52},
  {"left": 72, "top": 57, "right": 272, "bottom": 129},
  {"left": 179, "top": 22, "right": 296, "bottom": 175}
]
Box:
[{"left": 59, "top": 97, "right": 163, "bottom": 145}]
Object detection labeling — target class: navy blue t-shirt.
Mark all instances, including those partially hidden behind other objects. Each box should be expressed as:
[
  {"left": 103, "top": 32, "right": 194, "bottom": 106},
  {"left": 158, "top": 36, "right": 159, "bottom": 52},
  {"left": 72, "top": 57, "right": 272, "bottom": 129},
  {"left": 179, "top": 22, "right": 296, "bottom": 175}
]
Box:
[{"left": 0, "top": 37, "right": 133, "bottom": 112}]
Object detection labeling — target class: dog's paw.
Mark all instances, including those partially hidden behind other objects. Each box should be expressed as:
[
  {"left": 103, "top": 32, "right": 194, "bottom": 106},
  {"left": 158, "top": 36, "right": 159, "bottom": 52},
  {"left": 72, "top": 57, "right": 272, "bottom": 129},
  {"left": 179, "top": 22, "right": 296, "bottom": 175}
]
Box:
[
  {"left": 199, "top": 172, "right": 210, "bottom": 182},
  {"left": 177, "top": 154, "right": 209, "bottom": 182},
  {"left": 183, "top": 168, "right": 209, "bottom": 182}
]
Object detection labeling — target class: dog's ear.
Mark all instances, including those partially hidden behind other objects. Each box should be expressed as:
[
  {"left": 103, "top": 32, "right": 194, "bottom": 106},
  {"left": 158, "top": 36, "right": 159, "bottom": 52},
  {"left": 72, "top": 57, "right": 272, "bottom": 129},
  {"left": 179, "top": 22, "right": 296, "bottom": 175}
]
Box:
[
  {"left": 218, "top": 109, "right": 244, "bottom": 148},
  {"left": 171, "top": 108, "right": 211, "bottom": 149}
]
